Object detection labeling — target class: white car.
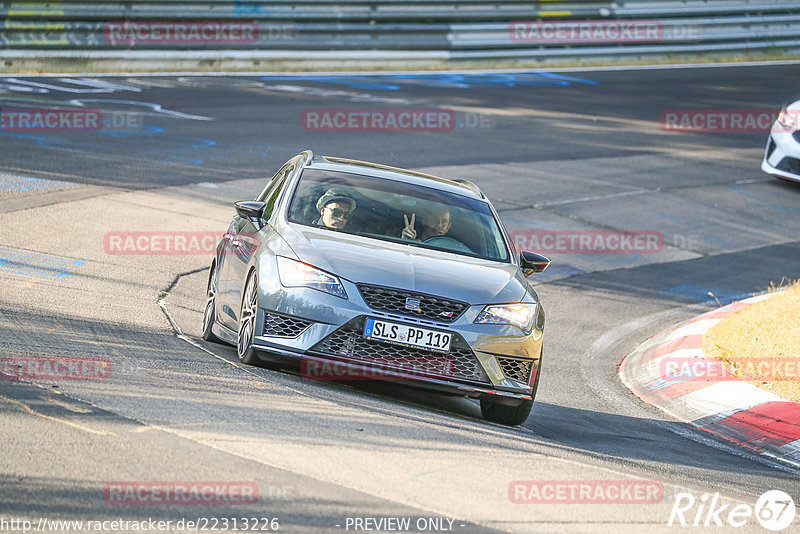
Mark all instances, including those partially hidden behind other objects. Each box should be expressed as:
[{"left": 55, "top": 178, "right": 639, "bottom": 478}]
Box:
[{"left": 762, "top": 100, "right": 800, "bottom": 183}]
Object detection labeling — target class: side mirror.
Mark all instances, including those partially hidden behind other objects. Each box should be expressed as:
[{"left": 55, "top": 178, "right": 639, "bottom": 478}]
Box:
[
  {"left": 234, "top": 200, "right": 267, "bottom": 230},
  {"left": 519, "top": 251, "right": 550, "bottom": 277}
]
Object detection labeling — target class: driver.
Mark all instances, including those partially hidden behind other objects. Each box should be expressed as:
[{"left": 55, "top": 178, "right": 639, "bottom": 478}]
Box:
[
  {"left": 401, "top": 206, "right": 451, "bottom": 241},
  {"left": 314, "top": 190, "right": 356, "bottom": 230}
]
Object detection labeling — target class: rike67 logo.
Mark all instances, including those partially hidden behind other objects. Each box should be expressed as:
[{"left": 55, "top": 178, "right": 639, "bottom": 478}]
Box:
[{"left": 669, "top": 490, "right": 796, "bottom": 531}]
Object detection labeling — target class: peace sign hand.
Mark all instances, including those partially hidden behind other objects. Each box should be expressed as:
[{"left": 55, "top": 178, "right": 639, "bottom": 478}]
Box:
[{"left": 402, "top": 213, "right": 417, "bottom": 240}]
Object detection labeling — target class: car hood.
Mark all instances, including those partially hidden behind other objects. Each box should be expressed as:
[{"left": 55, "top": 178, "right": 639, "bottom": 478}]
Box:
[{"left": 280, "top": 224, "right": 528, "bottom": 305}]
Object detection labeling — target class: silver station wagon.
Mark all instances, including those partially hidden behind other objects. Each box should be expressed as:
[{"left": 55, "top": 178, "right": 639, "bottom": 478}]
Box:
[{"left": 202, "top": 150, "right": 550, "bottom": 425}]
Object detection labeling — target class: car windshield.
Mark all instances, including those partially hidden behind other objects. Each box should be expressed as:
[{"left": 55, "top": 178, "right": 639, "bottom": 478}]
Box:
[{"left": 287, "top": 168, "right": 510, "bottom": 262}]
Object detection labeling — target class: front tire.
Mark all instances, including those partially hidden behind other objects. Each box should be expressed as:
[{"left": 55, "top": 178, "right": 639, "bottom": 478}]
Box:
[
  {"left": 480, "top": 398, "right": 533, "bottom": 426},
  {"left": 201, "top": 262, "right": 223, "bottom": 343},
  {"left": 481, "top": 351, "right": 541, "bottom": 426},
  {"left": 237, "top": 269, "right": 260, "bottom": 366}
]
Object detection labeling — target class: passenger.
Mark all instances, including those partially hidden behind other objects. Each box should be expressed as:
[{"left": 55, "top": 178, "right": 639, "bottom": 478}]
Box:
[
  {"left": 314, "top": 190, "right": 356, "bottom": 230},
  {"left": 401, "top": 206, "right": 451, "bottom": 241}
]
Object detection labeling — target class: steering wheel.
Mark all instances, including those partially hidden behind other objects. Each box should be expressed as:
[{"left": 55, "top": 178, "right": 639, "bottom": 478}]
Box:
[{"left": 423, "top": 235, "right": 473, "bottom": 253}]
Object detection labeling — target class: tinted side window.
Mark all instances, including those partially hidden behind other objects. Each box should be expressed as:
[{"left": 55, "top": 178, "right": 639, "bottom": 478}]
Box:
[
  {"left": 262, "top": 174, "right": 289, "bottom": 221},
  {"left": 257, "top": 164, "right": 294, "bottom": 202}
]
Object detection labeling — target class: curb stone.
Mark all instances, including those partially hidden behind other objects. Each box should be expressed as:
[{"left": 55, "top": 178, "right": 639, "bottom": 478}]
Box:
[{"left": 619, "top": 293, "right": 800, "bottom": 468}]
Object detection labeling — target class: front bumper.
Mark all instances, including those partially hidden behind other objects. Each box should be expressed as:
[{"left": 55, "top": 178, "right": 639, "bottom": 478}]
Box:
[
  {"left": 762, "top": 127, "right": 800, "bottom": 183},
  {"left": 251, "top": 346, "right": 535, "bottom": 406},
  {"left": 248, "top": 269, "right": 543, "bottom": 404}
]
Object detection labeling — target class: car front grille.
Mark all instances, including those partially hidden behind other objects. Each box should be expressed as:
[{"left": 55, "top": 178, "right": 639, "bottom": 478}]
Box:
[
  {"left": 309, "top": 317, "right": 489, "bottom": 383},
  {"left": 357, "top": 284, "right": 468, "bottom": 323},
  {"left": 263, "top": 312, "right": 312, "bottom": 338},
  {"left": 496, "top": 357, "right": 533, "bottom": 383}
]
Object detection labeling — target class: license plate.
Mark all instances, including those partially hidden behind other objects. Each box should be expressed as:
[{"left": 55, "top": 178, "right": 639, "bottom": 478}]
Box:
[{"left": 364, "top": 318, "right": 452, "bottom": 352}]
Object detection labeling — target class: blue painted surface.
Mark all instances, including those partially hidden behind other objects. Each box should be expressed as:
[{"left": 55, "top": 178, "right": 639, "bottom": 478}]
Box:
[
  {"left": 657, "top": 213, "right": 734, "bottom": 249},
  {"left": 0, "top": 174, "right": 75, "bottom": 191},
  {"left": 595, "top": 253, "right": 641, "bottom": 264},
  {"left": 98, "top": 123, "right": 164, "bottom": 137},
  {"left": 233, "top": 1, "right": 269, "bottom": 15},
  {"left": 666, "top": 284, "right": 751, "bottom": 304},
  {"left": 731, "top": 184, "right": 800, "bottom": 216},
  {"left": 0, "top": 247, "right": 86, "bottom": 282},
  {"left": 260, "top": 71, "right": 598, "bottom": 90},
  {"left": 0, "top": 130, "right": 214, "bottom": 165}
]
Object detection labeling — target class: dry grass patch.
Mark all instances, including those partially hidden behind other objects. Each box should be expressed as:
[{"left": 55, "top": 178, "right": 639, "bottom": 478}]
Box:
[{"left": 702, "top": 281, "right": 800, "bottom": 403}]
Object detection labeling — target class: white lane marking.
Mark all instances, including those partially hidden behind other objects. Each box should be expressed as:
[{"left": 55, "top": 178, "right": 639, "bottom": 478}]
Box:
[
  {"left": 736, "top": 178, "right": 772, "bottom": 184},
  {"left": 535, "top": 188, "right": 656, "bottom": 207},
  {"left": 1, "top": 77, "right": 141, "bottom": 93},
  {"left": 259, "top": 83, "right": 413, "bottom": 104},
  {"left": 68, "top": 98, "right": 214, "bottom": 121}
]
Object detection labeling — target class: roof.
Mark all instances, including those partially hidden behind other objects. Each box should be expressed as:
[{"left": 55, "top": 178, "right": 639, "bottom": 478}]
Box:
[{"left": 301, "top": 151, "right": 485, "bottom": 200}]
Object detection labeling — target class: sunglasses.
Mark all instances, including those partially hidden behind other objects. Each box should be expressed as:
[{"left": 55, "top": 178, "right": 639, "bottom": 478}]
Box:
[{"left": 327, "top": 207, "right": 352, "bottom": 219}]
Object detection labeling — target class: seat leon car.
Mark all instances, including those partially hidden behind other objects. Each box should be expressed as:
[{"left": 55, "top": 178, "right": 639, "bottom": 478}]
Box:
[
  {"left": 762, "top": 99, "right": 800, "bottom": 183},
  {"left": 202, "top": 150, "right": 550, "bottom": 425}
]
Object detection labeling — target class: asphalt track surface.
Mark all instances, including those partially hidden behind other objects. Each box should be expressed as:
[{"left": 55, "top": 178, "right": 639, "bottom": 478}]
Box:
[{"left": 1, "top": 64, "right": 800, "bottom": 533}]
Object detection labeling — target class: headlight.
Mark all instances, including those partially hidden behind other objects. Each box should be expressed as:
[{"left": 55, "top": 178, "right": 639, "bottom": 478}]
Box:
[
  {"left": 777, "top": 105, "right": 797, "bottom": 130},
  {"left": 474, "top": 303, "right": 537, "bottom": 332},
  {"left": 276, "top": 256, "right": 347, "bottom": 299}
]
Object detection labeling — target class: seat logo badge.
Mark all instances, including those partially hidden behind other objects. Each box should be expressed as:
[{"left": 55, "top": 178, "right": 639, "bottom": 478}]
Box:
[
  {"left": 405, "top": 297, "right": 421, "bottom": 312},
  {"left": 439, "top": 311, "right": 454, "bottom": 318}
]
